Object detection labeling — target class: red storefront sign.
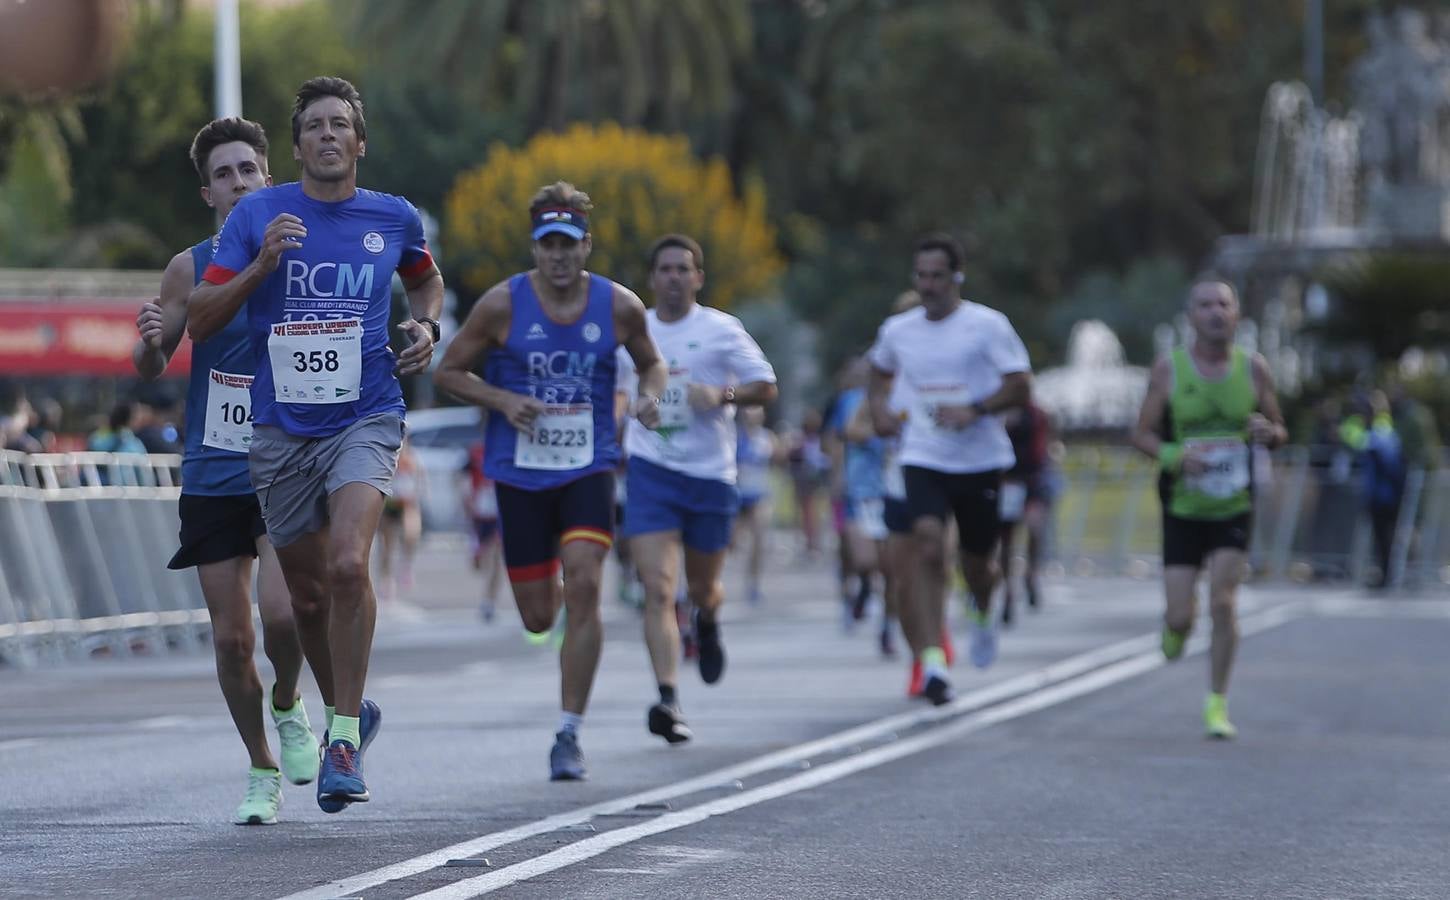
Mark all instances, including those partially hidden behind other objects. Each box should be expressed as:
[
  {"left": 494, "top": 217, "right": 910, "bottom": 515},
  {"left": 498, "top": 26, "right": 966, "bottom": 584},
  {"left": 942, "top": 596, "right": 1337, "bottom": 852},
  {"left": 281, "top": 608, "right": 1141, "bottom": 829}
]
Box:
[{"left": 0, "top": 303, "right": 191, "bottom": 376}]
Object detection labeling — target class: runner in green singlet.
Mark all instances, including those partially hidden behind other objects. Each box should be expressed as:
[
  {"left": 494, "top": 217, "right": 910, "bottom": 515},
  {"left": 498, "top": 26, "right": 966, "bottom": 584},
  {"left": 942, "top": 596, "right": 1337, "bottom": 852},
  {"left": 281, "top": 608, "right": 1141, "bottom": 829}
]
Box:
[{"left": 1131, "top": 279, "right": 1287, "bottom": 739}]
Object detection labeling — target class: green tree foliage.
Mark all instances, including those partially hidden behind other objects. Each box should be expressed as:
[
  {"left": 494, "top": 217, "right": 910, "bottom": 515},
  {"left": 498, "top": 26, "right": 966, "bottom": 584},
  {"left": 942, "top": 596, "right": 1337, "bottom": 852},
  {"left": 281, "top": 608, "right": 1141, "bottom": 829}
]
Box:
[
  {"left": 1319, "top": 255, "right": 1450, "bottom": 362},
  {"left": 444, "top": 123, "right": 783, "bottom": 310},
  {"left": 61, "top": 1, "right": 358, "bottom": 266},
  {"left": 343, "top": 0, "right": 750, "bottom": 136}
]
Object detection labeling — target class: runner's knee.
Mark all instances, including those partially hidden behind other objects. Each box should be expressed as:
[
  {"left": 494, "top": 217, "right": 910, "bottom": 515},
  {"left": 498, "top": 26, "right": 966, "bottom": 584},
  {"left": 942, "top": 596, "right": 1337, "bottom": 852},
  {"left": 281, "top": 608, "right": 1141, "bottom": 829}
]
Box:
[{"left": 212, "top": 625, "right": 255, "bottom": 667}]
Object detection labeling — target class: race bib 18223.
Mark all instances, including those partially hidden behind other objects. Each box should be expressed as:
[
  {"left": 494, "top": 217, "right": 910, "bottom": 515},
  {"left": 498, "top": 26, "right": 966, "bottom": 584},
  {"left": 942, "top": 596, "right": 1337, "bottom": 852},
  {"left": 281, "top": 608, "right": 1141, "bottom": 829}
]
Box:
[{"left": 515, "top": 404, "right": 595, "bottom": 470}]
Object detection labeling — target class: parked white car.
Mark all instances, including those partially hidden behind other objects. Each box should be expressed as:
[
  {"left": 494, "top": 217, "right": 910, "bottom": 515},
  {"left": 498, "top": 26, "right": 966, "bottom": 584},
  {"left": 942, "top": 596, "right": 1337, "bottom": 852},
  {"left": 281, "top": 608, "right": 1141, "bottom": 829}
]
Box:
[{"left": 405, "top": 406, "right": 484, "bottom": 532}]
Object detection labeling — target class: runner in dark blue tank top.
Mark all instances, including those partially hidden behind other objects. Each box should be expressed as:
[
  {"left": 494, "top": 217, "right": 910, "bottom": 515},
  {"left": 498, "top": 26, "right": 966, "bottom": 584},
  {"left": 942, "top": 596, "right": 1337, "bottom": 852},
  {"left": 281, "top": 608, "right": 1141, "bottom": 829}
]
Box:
[
  {"left": 130, "top": 118, "right": 319, "bottom": 826},
  {"left": 437, "top": 180, "right": 667, "bottom": 782},
  {"left": 190, "top": 78, "right": 445, "bottom": 813}
]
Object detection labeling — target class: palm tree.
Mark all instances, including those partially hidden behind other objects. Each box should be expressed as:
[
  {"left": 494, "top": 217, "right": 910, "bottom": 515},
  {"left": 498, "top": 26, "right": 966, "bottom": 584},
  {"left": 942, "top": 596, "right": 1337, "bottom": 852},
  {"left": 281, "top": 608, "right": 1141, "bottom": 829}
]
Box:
[{"left": 343, "top": 0, "right": 749, "bottom": 134}]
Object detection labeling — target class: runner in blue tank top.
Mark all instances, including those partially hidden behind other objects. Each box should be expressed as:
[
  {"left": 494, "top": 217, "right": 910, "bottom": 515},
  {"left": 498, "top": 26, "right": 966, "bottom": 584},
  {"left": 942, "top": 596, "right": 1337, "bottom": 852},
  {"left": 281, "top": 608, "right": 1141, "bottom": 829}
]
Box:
[
  {"left": 190, "top": 78, "right": 445, "bottom": 813},
  {"left": 437, "top": 181, "right": 666, "bottom": 781},
  {"left": 131, "top": 118, "right": 319, "bottom": 826}
]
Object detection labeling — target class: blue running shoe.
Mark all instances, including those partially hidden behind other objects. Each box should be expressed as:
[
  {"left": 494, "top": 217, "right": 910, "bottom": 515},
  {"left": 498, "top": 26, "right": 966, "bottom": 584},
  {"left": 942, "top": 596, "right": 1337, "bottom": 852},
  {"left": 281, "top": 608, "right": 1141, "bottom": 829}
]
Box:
[
  {"left": 318, "top": 741, "right": 367, "bottom": 806},
  {"left": 969, "top": 616, "right": 998, "bottom": 670},
  {"left": 318, "top": 698, "right": 381, "bottom": 813},
  {"left": 549, "top": 731, "right": 587, "bottom": 781}
]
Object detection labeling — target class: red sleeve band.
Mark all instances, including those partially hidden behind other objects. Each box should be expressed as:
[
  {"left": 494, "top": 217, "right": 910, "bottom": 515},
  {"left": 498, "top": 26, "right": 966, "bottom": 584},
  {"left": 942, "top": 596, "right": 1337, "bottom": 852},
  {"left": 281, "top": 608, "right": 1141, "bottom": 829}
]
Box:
[
  {"left": 398, "top": 250, "right": 435, "bottom": 281},
  {"left": 201, "top": 263, "right": 238, "bottom": 285}
]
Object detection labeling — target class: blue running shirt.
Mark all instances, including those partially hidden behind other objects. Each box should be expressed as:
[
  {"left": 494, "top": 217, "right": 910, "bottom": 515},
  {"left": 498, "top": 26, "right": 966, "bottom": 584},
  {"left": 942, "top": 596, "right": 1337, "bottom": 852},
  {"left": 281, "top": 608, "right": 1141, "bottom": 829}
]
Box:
[
  {"left": 483, "top": 273, "right": 620, "bottom": 490},
  {"left": 181, "top": 236, "right": 254, "bottom": 495},
  {"left": 204, "top": 182, "right": 433, "bottom": 437}
]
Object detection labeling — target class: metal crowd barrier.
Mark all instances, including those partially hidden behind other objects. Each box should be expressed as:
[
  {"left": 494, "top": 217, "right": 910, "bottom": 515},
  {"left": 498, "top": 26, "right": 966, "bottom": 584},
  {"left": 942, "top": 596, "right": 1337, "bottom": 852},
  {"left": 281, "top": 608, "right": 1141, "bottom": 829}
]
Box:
[
  {"left": 1049, "top": 445, "right": 1450, "bottom": 590},
  {"left": 0, "top": 450, "right": 208, "bottom": 667}
]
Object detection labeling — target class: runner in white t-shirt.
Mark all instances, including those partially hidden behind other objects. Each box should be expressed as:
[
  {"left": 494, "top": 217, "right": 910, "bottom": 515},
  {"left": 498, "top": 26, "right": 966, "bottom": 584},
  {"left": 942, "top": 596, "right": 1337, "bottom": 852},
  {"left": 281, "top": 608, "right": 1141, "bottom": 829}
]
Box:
[
  {"left": 867, "top": 233, "right": 1032, "bottom": 705},
  {"left": 618, "top": 234, "right": 778, "bottom": 745}
]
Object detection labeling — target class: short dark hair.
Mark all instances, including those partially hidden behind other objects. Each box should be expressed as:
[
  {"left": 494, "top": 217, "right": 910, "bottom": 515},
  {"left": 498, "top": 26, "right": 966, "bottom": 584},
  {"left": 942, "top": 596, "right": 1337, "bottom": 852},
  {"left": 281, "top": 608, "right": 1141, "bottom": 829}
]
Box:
[
  {"left": 189, "top": 117, "right": 268, "bottom": 183},
  {"left": 648, "top": 234, "right": 704, "bottom": 271},
  {"left": 913, "top": 232, "right": 965, "bottom": 271},
  {"left": 529, "top": 180, "right": 593, "bottom": 219},
  {"left": 291, "top": 76, "right": 366, "bottom": 147},
  {"left": 108, "top": 401, "right": 134, "bottom": 432}
]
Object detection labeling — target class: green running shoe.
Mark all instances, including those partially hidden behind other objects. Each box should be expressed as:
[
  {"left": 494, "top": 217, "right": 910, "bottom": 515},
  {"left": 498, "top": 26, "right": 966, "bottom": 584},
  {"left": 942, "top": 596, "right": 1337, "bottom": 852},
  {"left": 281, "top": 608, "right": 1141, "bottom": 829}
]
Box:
[
  {"left": 1161, "top": 626, "right": 1187, "bottom": 661},
  {"left": 234, "top": 768, "right": 282, "bottom": 825},
  {"left": 1203, "top": 693, "right": 1237, "bottom": 740},
  {"left": 271, "top": 690, "right": 320, "bottom": 785}
]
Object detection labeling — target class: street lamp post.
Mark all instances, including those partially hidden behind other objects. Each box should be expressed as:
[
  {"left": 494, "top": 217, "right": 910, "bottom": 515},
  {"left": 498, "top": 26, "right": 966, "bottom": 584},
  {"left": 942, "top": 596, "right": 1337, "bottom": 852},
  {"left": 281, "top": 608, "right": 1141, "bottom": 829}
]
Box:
[{"left": 215, "top": 0, "right": 242, "bottom": 118}]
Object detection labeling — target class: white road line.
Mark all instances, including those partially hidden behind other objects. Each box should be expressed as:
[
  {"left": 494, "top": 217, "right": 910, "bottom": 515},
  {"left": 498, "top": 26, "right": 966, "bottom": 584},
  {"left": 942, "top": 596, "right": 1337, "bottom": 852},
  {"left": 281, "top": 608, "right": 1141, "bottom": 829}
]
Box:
[
  {"left": 276, "top": 601, "right": 1304, "bottom": 900},
  {"left": 1309, "top": 596, "right": 1450, "bottom": 618},
  {"left": 0, "top": 738, "right": 42, "bottom": 753},
  {"left": 413, "top": 602, "right": 1302, "bottom": 898}
]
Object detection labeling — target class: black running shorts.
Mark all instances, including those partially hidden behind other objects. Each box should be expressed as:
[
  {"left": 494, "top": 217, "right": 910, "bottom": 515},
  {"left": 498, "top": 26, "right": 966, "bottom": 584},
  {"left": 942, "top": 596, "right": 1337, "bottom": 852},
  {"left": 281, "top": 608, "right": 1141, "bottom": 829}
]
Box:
[
  {"left": 168, "top": 493, "right": 267, "bottom": 570},
  {"left": 495, "top": 470, "right": 615, "bottom": 582},
  {"left": 902, "top": 466, "right": 1003, "bottom": 556}
]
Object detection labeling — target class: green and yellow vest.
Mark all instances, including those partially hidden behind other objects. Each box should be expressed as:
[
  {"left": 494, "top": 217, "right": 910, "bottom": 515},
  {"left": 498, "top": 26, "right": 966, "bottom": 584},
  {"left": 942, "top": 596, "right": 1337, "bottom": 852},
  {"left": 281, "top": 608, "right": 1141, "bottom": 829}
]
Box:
[{"left": 1163, "top": 347, "right": 1256, "bottom": 520}]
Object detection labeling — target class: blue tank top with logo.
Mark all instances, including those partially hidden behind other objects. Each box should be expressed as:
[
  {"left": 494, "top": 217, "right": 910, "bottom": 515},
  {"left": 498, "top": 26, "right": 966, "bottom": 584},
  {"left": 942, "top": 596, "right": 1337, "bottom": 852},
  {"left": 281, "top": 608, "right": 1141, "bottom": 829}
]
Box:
[
  {"left": 483, "top": 272, "right": 620, "bottom": 489},
  {"left": 182, "top": 236, "right": 254, "bottom": 496}
]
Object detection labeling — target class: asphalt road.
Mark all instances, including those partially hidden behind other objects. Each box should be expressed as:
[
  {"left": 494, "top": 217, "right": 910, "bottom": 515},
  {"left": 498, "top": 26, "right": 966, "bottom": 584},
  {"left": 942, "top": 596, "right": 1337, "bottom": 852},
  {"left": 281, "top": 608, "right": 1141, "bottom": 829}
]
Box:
[{"left": 2, "top": 536, "right": 1447, "bottom": 900}]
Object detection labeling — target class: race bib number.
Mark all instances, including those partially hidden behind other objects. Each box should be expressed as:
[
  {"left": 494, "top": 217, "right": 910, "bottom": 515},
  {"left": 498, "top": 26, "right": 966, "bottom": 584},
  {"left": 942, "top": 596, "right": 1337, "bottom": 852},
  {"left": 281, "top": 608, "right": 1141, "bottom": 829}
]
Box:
[
  {"left": 201, "top": 370, "right": 254, "bottom": 452},
  {"left": 658, "top": 366, "right": 692, "bottom": 430},
  {"left": 999, "top": 480, "right": 1028, "bottom": 520},
  {"left": 267, "top": 318, "right": 363, "bottom": 405},
  {"left": 516, "top": 404, "right": 594, "bottom": 470},
  {"left": 913, "top": 384, "right": 973, "bottom": 437},
  {"left": 1184, "top": 438, "right": 1250, "bottom": 499},
  {"left": 737, "top": 462, "right": 771, "bottom": 497}
]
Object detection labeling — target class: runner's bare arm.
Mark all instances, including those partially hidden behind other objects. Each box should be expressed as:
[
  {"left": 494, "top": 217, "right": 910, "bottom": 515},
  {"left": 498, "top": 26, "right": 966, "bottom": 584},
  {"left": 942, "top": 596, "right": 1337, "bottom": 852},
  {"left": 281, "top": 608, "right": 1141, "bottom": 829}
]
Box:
[
  {"left": 1131, "top": 356, "right": 1180, "bottom": 467},
  {"left": 615, "top": 286, "right": 664, "bottom": 428},
  {"left": 933, "top": 370, "right": 1032, "bottom": 430},
  {"left": 733, "top": 380, "right": 778, "bottom": 407},
  {"left": 188, "top": 213, "right": 307, "bottom": 341},
  {"left": 843, "top": 397, "right": 876, "bottom": 444},
  {"left": 434, "top": 284, "right": 543, "bottom": 431},
  {"left": 1248, "top": 353, "right": 1288, "bottom": 448},
  {"left": 394, "top": 261, "right": 445, "bottom": 376},
  {"left": 132, "top": 251, "right": 193, "bottom": 381},
  {"left": 867, "top": 365, "right": 900, "bottom": 437}
]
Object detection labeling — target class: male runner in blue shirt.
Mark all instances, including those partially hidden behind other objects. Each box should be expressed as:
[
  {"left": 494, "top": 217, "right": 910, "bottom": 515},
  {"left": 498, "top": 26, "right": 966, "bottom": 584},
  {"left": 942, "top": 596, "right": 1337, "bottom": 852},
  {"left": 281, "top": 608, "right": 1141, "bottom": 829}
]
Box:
[
  {"left": 436, "top": 181, "right": 666, "bottom": 781},
  {"left": 133, "top": 117, "right": 321, "bottom": 825},
  {"left": 190, "top": 77, "right": 444, "bottom": 812}
]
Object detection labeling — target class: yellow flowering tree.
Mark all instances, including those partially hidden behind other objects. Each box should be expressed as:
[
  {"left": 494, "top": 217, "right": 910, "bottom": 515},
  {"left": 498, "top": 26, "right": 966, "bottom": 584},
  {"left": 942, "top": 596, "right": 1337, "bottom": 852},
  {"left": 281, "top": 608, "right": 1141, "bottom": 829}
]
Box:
[{"left": 444, "top": 123, "right": 783, "bottom": 309}]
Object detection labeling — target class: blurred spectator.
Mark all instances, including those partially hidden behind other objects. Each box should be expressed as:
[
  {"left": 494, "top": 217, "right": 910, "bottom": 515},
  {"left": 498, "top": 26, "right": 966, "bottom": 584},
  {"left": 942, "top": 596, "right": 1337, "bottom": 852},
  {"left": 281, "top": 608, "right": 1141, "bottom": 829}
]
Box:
[
  {"left": 732, "top": 405, "right": 778, "bottom": 605},
  {"left": 26, "top": 397, "right": 63, "bottom": 453},
  {"left": 785, "top": 409, "right": 831, "bottom": 558},
  {"left": 999, "top": 402, "right": 1057, "bottom": 624},
  {"left": 461, "top": 440, "right": 505, "bottom": 621},
  {"left": 88, "top": 401, "right": 147, "bottom": 455},
  {"left": 1341, "top": 390, "right": 1406, "bottom": 588},
  {"left": 2, "top": 395, "right": 43, "bottom": 453},
  {"left": 824, "top": 356, "right": 871, "bottom": 608},
  {"left": 133, "top": 384, "right": 183, "bottom": 454},
  {"left": 1390, "top": 384, "right": 1441, "bottom": 471},
  {"left": 1302, "top": 395, "right": 1357, "bottom": 579}
]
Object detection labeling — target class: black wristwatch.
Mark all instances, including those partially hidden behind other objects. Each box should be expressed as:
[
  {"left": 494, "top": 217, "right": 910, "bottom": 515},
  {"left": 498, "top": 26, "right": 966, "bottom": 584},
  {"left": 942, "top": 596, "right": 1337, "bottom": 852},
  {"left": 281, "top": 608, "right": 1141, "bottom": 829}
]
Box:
[
  {"left": 417, "top": 316, "right": 441, "bottom": 343},
  {"left": 971, "top": 401, "right": 990, "bottom": 416}
]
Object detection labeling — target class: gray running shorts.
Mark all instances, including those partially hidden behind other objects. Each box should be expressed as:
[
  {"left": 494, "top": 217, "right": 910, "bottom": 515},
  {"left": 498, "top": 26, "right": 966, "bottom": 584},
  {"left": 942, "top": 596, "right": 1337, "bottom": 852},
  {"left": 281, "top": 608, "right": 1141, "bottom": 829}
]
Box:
[{"left": 248, "top": 413, "right": 404, "bottom": 547}]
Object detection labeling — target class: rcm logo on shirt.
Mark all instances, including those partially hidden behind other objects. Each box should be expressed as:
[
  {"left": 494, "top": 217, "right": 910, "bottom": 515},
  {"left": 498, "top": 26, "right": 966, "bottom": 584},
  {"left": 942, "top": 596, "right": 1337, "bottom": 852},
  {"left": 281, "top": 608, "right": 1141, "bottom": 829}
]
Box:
[
  {"left": 527, "top": 350, "right": 597, "bottom": 404},
  {"left": 285, "top": 260, "right": 375, "bottom": 301}
]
